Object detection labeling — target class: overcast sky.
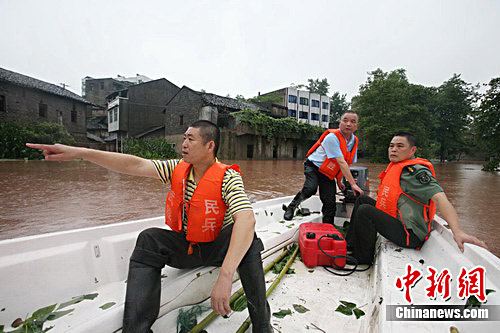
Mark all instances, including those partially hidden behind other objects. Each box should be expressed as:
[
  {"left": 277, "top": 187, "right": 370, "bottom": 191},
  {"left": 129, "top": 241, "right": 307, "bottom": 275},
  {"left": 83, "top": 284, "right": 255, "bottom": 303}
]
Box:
[{"left": 1, "top": 0, "right": 499, "bottom": 100}]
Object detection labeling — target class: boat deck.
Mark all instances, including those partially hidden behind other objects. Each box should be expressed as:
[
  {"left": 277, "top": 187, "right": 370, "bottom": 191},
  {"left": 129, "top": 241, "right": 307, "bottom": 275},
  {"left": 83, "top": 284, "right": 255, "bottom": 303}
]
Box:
[{"left": 1, "top": 196, "right": 499, "bottom": 332}]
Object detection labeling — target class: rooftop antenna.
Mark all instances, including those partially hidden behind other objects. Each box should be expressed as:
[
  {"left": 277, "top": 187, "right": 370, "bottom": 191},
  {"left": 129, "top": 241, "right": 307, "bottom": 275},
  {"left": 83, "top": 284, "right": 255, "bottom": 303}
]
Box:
[{"left": 59, "top": 83, "right": 70, "bottom": 90}]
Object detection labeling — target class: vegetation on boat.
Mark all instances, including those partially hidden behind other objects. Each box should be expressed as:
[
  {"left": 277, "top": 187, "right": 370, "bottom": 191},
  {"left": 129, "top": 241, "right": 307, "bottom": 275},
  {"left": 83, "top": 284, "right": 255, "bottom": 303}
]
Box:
[
  {"left": 0, "top": 293, "right": 98, "bottom": 333},
  {"left": 465, "top": 289, "right": 496, "bottom": 308},
  {"left": 335, "top": 300, "right": 366, "bottom": 319},
  {"left": 272, "top": 308, "right": 292, "bottom": 318}
]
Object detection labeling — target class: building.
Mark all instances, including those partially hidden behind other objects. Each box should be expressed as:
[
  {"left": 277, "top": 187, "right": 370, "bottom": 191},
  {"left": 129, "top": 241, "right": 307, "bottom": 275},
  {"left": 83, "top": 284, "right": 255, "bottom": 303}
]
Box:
[
  {"left": 0, "top": 67, "right": 93, "bottom": 145},
  {"left": 106, "top": 78, "right": 180, "bottom": 151},
  {"left": 82, "top": 74, "right": 152, "bottom": 109},
  {"left": 164, "top": 86, "right": 316, "bottom": 160},
  {"left": 259, "top": 87, "right": 330, "bottom": 128}
]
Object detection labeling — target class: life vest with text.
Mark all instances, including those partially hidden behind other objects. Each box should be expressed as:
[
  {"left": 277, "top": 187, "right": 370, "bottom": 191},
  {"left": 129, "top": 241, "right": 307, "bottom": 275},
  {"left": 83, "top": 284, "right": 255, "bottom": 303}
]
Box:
[
  {"left": 375, "top": 158, "right": 437, "bottom": 246},
  {"left": 165, "top": 160, "right": 240, "bottom": 254},
  {"left": 306, "top": 129, "right": 358, "bottom": 182}
]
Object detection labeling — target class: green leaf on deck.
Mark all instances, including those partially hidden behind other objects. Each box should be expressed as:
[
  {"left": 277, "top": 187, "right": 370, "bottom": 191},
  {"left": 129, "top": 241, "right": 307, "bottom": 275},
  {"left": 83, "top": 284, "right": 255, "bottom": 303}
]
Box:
[
  {"left": 336, "top": 301, "right": 365, "bottom": 319},
  {"left": 353, "top": 308, "right": 365, "bottom": 319},
  {"left": 272, "top": 309, "right": 292, "bottom": 318},
  {"left": 465, "top": 289, "right": 496, "bottom": 308},
  {"left": 58, "top": 293, "right": 98, "bottom": 309},
  {"left": 33, "top": 304, "right": 57, "bottom": 322},
  {"left": 274, "top": 232, "right": 281, "bottom": 234},
  {"left": 279, "top": 220, "right": 285, "bottom": 224},
  {"left": 47, "top": 309, "right": 74, "bottom": 320},
  {"left": 335, "top": 305, "right": 353, "bottom": 316},
  {"left": 99, "top": 302, "right": 116, "bottom": 310},
  {"left": 293, "top": 304, "right": 310, "bottom": 313},
  {"left": 339, "top": 301, "right": 356, "bottom": 309},
  {"left": 308, "top": 269, "right": 314, "bottom": 273}
]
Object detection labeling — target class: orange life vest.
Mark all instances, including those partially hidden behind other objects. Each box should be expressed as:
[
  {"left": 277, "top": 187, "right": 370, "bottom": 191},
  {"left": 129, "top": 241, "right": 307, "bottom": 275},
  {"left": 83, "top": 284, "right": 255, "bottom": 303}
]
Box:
[
  {"left": 306, "top": 129, "right": 358, "bottom": 182},
  {"left": 165, "top": 160, "right": 241, "bottom": 254},
  {"left": 375, "top": 158, "right": 437, "bottom": 246}
]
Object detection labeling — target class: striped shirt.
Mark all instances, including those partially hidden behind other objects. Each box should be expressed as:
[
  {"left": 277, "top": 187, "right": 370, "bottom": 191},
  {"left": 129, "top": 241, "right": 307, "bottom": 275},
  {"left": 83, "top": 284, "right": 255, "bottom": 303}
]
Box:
[{"left": 151, "top": 159, "right": 253, "bottom": 231}]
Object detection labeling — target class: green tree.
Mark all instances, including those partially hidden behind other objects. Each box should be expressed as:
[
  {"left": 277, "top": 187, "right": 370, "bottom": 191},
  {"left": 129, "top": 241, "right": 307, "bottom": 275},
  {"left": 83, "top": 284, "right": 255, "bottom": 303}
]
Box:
[
  {"left": 329, "top": 92, "right": 350, "bottom": 125},
  {"left": 474, "top": 77, "right": 500, "bottom": 171},
  {"left": 306, "top": 78, "right": 330, "bottom": 95},
  {"left": 123, "top": 137, "right": 177, "bottom": 159},
  {"left": 434, "top": 74, "right": 478, "bottom": 162},
  {"left": 0, "top": 121, "right": 75, "bottom": 159},
  {"left": 352, "top": 69, "right": 436, "bottom": 162}
]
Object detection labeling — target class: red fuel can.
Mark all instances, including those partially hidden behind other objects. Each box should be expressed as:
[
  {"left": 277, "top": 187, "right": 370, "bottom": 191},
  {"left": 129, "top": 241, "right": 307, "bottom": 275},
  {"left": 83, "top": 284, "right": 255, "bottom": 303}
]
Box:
[{"left": 299, "top": 223, "right": 346, "bottom": 268}]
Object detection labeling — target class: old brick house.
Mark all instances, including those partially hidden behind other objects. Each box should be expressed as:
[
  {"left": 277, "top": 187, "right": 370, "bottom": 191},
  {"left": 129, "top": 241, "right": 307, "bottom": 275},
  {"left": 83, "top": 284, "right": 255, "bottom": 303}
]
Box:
[
  {"left": 164, "top": 86, "right": 315, "bottom": 160},
  {"left": 0, "top": 67, "right": 92, "bottom": 145},
  {"left": 106, "top": 78, "right": 180, "bottom": 151}
]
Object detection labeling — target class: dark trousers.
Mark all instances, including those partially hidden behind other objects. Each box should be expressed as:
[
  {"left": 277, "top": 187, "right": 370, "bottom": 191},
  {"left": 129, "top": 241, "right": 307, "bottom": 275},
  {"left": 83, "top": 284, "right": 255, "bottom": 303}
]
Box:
[
  {"left": 346, "top": 195, "right": 424, "bottom": 264},
  {"left": 292, "top": 159, "right": 337, "bottom": 223},
  {"left": 123, "top": 224, "right": 271, "bottom": 333}
]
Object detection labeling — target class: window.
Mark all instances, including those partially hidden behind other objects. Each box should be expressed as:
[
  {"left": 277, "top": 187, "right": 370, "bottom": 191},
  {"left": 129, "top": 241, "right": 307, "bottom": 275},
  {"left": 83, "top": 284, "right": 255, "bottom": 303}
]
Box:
[
  {"left": 39, "top": 103, "right": 47, "bottom": 117},
  {"left": 311, "top": 99, "right": 320, "bottom": 107},
  {"left": 311, "top": 113, "right": 319, "bottom": 120},
  {"left": 322, "top": 115, "right": 329, "bottom": 122},
  {"left": 179, "top": 115, "right": 184, "bottom": 126},
  {"left": 299, "top": 97, "right": 309, "bottom": 106},
  {"left": 322, "top": 102, "right": 329, "bottom": 110},
  {"left": 0, "top": 95, "right": 5, "bottom": 112},
  {"left": 88, "top": 83, "right": 94, "bottom": 91},
  {"left": 100, "top": 81, "right": 104, "bottom": 89},
  {"left": 247, "top": 144, "right": 254, "bottom": 159},
  {"left": 288, "top": 109, "right": 296, "bottom": 117},
  {"left": 71, "top": 105, "right": 77, "bottom": 122},
  {"left": 114, "top": 109, "right": 118, "bottom": 122},
  {"left": 288, "top": 95, "right": 297, "bottom": 103},
  {"left": 299, "top": 111, "right": 308, "bottom": 119}
]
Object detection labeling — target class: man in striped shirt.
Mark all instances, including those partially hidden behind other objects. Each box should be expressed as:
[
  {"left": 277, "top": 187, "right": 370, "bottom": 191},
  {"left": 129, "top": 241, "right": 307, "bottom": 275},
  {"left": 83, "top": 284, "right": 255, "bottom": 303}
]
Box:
[{"left": 26, "top": 120, "right": 272, "bottom": 333}]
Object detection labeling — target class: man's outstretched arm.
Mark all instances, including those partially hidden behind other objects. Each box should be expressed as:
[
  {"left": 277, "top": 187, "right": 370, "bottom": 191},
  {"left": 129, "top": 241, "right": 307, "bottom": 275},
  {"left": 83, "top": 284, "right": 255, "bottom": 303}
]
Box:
[
  {"left": 26, "top": 143, "right": 158, "bottom": 178},
  {"left": 431, "top": 192, "right": 488, "bottom": 252},
  {"left": 210, "top": 210, "right": 256, "bottom": 316}
]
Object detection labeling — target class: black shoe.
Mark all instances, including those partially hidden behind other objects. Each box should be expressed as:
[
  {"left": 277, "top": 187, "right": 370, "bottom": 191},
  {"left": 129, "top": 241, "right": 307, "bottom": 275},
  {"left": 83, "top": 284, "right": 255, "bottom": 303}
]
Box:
[{"left": 283, "top": 205, "right": 295, "bottom": 220}]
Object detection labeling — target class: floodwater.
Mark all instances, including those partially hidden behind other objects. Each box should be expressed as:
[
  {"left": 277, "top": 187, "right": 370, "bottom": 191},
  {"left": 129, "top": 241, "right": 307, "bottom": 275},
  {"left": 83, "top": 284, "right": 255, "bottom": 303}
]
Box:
[{"left": 0, "top": 159, "right": 499, "bottom": 257}]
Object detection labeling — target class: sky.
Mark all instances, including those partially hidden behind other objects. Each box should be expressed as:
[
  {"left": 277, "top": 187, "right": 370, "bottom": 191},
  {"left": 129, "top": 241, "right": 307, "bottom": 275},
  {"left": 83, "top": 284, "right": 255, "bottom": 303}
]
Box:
[{"left": 1, "top": 0, "right": 499, "bottom": 100}]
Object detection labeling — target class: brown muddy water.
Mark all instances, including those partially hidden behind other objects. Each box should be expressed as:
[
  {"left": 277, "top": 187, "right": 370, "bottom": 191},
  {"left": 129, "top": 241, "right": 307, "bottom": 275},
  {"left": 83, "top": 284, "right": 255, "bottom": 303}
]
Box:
[{"left": 0, "top": 159, "right": 498, "bottom": 257}]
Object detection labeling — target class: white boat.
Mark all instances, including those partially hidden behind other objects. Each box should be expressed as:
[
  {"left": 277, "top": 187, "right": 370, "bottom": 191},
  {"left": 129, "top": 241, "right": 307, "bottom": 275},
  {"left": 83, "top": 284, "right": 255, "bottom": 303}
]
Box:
[{"left": 1, "top": 196, "right": 499, "bottom": 332}]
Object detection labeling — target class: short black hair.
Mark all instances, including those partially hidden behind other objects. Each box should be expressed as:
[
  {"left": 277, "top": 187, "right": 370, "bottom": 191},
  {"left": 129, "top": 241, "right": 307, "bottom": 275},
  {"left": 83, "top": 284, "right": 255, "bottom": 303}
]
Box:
[
  {"left": 394, "top": 132, "right": 416, "bottom": 147},
  {"left": 190, "top": 120, "right": 220, "bottom": 156},
  {"left": 341, "top": 111, "right": 358, "bottom": 119}
]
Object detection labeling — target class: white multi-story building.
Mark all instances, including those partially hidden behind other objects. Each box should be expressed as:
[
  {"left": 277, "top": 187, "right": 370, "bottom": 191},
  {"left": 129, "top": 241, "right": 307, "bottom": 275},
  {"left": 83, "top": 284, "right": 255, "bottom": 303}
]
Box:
[{"left": 260, "top": 87, "right": 330, "bottom": 129}]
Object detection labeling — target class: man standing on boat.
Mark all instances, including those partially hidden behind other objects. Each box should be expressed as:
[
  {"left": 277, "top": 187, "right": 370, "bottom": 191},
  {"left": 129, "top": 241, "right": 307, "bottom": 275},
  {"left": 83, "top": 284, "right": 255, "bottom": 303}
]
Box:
[
  {"left": 346, "top": 132, "right": 488, "bottom": 265},
  {"left": 284, "top": 111, "right": 364, "bottom": 223},
  {"left": 27, "top": 120, "right": 272, "bottom": 333}
]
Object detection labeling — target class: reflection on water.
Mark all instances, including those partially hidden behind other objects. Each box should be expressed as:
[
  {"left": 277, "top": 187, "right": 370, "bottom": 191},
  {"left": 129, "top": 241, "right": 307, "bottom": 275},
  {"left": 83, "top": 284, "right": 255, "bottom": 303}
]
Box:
[{"left": 0, "top": 159, "right": 498, "bottom": 257}]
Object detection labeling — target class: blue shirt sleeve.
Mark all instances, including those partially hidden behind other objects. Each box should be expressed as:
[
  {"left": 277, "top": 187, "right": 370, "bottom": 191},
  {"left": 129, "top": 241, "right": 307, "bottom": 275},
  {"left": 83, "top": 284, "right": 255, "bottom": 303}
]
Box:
[{"left": 322, "top": 134, "right": 344, "bottom": 159}]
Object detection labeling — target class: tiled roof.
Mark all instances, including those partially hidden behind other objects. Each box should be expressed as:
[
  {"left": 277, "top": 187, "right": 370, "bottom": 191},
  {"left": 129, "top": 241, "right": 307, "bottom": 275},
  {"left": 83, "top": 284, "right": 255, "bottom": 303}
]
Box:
[
  {"left": 86, "top": 132, "right": 105, "bottom": 143},
  {"left": 200, "top": 93, "right": 267, "bottom": 112},
  {"left": 87, "top": 116, "right": 108, "bottom": 130},
  {"left": 0, "top": 67, "right": 93, "bottom": 105}
]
